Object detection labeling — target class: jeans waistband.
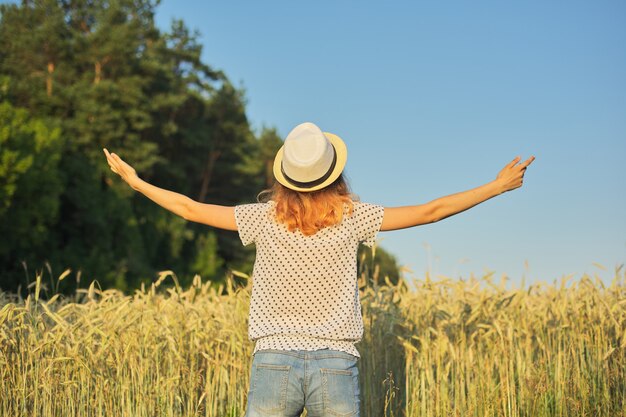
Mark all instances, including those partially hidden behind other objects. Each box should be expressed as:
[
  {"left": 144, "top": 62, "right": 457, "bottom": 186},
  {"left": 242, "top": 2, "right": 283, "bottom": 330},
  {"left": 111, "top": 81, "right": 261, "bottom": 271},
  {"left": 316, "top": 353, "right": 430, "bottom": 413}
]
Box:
[{"left": 254, "top": 348, "right": 358, "bottom": 361}]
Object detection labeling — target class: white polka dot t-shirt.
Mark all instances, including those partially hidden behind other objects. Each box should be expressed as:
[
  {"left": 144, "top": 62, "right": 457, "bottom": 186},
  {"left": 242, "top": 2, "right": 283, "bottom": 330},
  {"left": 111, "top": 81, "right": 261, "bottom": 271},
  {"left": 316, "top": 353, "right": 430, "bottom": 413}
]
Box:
[{"left": 234, "top": 200, "right": 385, "bottom": 359}]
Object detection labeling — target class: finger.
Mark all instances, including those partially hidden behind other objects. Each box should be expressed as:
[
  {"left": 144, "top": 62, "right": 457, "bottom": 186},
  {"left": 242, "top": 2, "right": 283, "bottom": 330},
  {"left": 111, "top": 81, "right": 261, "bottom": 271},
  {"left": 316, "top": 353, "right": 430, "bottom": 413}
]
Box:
[
  {"left": 519, "top": 156, "right": 535, "bottom": 169},
  {"left": 111, "top": 153, "right": 127, "bottom": 168},
  {"left": 104, "top": 149, "right": 117, "bottom": 168},
  {"left": 106, "top": 155, "right": 115, "bottom": 168},
  {"left": 523, "top": 155, "right": 535, "bottom": 167},
  {"left": 110, "top": 152, "right": 124, "bottom": 165},
  {"left": 104, "top": 149, "right": 122, "bottom": 175},
  {"left": 114, "top": 157, "right": 130, "bottom": 175},
  {"left": 114, "top": 154, "right": 135, "bottom": 175},
  {"left": 507, "top": 156, "right": 521, "bottom": 168}
]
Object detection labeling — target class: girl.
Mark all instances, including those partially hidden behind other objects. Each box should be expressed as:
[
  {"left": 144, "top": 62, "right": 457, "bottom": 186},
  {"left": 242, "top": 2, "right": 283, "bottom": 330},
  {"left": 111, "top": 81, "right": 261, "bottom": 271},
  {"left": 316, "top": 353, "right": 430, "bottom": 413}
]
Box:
[{"left": 103, "top": 122, "right": 534, "bottom": 416}]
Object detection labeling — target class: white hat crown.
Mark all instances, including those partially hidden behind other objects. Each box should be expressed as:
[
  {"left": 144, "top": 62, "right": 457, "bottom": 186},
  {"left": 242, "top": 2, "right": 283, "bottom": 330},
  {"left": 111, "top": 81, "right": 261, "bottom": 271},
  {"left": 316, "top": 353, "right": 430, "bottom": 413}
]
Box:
[{"left": 281, "top": 122, "right": 336, "bottom": 183}]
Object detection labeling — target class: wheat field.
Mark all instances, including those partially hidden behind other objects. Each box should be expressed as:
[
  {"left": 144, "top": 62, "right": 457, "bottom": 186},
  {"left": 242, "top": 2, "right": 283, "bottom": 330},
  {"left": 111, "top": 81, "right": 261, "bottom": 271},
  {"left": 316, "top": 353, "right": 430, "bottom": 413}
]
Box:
[{"left": 1, "top": 255, "right": 624, "bottom": 417}]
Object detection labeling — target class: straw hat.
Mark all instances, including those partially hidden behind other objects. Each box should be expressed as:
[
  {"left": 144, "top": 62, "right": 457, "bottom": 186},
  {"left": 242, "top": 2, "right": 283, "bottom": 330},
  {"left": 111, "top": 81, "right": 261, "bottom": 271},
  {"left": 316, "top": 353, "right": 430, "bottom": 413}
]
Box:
[{"left": 273, "top": 122, "right": 348, "bottom": 192}]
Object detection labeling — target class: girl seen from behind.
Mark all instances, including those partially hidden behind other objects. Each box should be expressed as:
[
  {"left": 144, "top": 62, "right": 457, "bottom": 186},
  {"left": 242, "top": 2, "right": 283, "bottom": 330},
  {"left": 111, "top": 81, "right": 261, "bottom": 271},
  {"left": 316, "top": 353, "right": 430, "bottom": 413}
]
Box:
[{"left": 103, "top": 121, "right": 534, "bottom": 416}]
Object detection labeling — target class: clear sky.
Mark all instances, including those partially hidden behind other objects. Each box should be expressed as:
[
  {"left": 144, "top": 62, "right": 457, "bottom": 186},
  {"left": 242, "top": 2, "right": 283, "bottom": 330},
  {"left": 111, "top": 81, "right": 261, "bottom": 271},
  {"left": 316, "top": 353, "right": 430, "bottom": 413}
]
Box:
[{"left": 161, "top": 1, "right": 625, "bottom": 288}]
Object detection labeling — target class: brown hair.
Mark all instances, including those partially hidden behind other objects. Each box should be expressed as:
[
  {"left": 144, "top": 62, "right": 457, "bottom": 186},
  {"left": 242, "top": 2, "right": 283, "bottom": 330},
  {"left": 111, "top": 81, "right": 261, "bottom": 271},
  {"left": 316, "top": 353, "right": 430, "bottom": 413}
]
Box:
[{"left": 257, "top": 173, "right": 359, "bottom": 236}]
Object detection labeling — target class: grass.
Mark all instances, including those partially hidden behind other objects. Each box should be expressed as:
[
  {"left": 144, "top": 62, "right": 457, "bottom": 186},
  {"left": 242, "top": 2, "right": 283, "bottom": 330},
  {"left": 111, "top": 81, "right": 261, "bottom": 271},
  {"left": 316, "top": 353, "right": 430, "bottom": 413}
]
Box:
[{"left": 1, "top": 255, "right": 624, "bottom": 417}]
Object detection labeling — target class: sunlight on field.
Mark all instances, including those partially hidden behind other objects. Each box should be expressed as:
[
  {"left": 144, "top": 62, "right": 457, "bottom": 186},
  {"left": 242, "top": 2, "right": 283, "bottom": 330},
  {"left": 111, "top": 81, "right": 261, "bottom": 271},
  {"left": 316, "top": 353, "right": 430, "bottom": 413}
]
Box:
[{"left": 1, "top": 256, "right": 624, "bottom": 417}]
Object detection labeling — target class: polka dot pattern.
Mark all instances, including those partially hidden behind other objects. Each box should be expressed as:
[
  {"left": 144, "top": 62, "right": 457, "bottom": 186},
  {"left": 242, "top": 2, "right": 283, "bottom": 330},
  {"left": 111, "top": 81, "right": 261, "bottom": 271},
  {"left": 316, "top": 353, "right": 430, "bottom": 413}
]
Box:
[{"left": 234, "top": 200, "right": 385, "bottom": 358}]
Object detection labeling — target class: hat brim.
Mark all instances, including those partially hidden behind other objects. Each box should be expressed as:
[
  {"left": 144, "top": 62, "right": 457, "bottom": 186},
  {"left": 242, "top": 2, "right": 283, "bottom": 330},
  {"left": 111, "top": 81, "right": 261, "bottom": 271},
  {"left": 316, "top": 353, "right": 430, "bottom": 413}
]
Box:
[{"left": 273, "top": 132, "right": 347, "bottom": 192}]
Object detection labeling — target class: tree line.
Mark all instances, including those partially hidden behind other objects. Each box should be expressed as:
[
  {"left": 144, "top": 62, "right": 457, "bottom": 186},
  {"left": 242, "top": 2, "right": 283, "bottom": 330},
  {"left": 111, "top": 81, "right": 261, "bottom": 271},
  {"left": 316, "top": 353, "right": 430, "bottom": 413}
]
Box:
[{"left": 0, "top": 0, "right": 400, "bottom": 296}]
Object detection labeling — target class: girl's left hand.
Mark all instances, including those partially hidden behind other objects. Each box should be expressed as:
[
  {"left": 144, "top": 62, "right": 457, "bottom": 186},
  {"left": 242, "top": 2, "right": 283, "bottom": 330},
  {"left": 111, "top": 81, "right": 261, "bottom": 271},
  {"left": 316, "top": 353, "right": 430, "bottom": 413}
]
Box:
[
  {"left": 103, "top": 148, "right": 140, "bottom": 189},
  {"left": 495, "top": 155, "right": 535, "bottom": 193}
]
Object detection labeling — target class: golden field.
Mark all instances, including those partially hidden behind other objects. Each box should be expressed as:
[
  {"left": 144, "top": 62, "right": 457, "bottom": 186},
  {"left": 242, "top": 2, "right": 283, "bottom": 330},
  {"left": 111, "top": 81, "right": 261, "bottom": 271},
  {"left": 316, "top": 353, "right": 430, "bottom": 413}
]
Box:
[{"left": 1, "top": 256, "right": 624, "bottom": 417}]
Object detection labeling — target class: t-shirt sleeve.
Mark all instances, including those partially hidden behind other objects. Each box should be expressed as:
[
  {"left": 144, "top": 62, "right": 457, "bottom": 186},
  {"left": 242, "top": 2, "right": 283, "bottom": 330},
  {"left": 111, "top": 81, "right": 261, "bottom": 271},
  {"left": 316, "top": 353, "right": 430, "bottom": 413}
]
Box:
[
  {"left": 234, "top": 203, "right": 269, "bottom": 246},
  {"left": 353, "top": 201, "right": 385, "bottom": 248}
]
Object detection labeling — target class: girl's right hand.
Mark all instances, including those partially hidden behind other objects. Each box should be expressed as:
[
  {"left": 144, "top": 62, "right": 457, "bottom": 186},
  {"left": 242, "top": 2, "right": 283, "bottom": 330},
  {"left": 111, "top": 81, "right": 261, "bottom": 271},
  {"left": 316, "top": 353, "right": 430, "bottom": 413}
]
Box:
[
  {"left": 496, "top": 155, "right": 535, "bottom": 193},
  {"left": 103, "top": 148, "right": 140, "bottom": 190}
]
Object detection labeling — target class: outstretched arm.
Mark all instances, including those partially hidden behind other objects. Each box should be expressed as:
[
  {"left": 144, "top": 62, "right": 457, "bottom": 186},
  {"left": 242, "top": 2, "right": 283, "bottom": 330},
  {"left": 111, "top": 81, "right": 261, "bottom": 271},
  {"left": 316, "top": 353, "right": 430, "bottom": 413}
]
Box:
[
  {"left": 103, "top": 148, "right": 237, "bottom": 230},
  {"left": 380, "top": 155, "right": 535, "bottom": 231}
]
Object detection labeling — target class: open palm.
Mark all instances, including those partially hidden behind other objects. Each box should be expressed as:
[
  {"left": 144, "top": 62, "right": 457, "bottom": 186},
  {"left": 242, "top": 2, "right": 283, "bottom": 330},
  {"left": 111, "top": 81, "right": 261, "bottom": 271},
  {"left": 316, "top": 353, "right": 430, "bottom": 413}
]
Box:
[{"left": 103, "top": 148, "right": 140, "bottom": 189}]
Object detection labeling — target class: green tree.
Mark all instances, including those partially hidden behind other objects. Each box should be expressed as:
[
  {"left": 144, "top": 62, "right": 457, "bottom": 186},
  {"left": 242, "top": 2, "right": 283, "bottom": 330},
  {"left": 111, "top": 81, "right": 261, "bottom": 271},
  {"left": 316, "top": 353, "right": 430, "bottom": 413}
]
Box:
[
  {"left": 0, "top": 1, "right": 262, "bottom": 294},
  {"left": 0, "top": 98, "right": 64, "bottom": 291}
]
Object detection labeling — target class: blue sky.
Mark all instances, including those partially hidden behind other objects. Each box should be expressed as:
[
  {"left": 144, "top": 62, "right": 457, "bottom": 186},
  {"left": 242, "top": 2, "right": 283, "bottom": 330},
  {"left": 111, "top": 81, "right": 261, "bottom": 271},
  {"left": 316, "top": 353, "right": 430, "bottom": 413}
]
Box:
[{"left": 159, "top": 1, "right": 626, "bottom": 288}]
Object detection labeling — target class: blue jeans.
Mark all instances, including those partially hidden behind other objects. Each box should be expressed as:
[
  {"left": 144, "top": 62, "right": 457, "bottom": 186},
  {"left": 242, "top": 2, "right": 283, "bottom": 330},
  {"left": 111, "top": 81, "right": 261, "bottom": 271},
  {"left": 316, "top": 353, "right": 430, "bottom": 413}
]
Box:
[{"left": 244, "top": 348, "right": 361, "bottom": 417}]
